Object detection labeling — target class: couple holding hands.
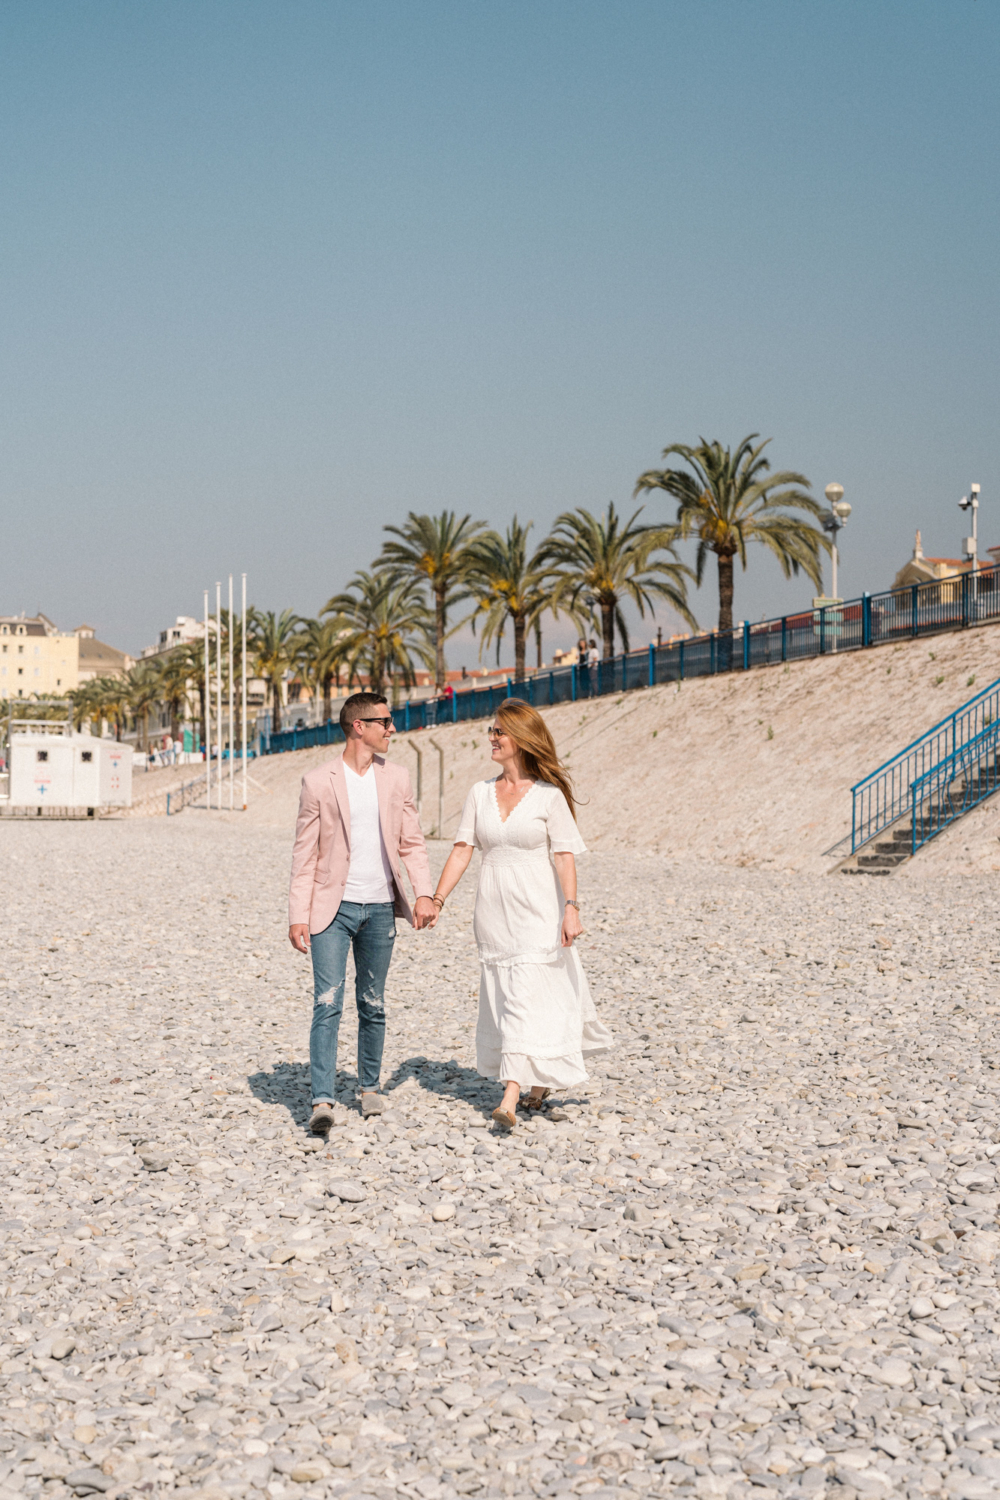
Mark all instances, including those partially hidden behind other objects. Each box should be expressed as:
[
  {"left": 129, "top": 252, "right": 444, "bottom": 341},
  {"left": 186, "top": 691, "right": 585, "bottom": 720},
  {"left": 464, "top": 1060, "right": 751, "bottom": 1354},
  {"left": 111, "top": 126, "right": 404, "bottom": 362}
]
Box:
[{"left": 288, "top": 692, "right": 611, "bottom": 1132}]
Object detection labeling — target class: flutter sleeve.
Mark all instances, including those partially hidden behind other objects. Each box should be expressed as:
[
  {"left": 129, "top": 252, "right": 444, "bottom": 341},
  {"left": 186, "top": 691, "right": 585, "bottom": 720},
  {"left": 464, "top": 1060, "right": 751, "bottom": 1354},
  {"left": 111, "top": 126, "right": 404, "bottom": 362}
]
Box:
[
  {"left": 454, "top": 783, "right": 480, "bottom": 848},
  {"left": 545, "top": 785, "right": 587, "bottom": 854}
]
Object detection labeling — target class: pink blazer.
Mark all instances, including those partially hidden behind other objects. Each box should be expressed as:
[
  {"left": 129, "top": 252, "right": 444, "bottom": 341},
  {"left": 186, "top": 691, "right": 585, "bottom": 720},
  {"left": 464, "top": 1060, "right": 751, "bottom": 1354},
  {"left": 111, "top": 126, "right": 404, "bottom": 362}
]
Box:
[{"left": 288, "top": 754, "right": 433, "bottom": 933}]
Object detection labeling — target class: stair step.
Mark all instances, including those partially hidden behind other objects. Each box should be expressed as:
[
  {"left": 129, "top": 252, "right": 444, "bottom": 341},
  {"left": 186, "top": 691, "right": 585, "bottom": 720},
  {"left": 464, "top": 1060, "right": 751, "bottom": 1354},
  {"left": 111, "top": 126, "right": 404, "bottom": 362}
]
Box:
[{"left": 858, "top": 853, "right": 909, "bottom": 868}]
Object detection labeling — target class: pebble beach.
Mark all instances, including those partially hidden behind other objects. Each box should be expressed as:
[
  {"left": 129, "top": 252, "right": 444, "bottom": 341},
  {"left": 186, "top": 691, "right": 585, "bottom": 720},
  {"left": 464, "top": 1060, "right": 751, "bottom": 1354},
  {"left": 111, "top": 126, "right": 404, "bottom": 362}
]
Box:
[{"left": 3, "top": 814, "right": 1000, "bottom": 1500}]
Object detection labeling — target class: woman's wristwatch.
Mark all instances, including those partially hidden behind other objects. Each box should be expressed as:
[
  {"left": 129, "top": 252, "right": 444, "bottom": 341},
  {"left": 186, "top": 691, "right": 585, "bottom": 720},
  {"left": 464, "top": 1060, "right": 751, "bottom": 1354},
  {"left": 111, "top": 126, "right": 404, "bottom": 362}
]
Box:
[{"left": 565, "top": 899, "right": 580, "bottom": 910}]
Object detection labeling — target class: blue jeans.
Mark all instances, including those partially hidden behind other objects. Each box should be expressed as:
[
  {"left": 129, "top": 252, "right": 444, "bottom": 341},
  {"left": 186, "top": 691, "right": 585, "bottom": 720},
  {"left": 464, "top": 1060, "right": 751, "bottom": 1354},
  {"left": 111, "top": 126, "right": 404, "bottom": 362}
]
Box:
[{"left": 309, "top": 902, "right": 396, "bottom": 1104}]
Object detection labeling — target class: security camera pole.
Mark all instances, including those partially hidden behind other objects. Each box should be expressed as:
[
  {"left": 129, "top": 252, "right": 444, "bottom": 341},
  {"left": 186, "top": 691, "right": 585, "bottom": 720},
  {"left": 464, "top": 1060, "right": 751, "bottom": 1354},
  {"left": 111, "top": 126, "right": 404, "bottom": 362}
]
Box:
[{"left": 959, "top": 483, "right": 982, "bottom": 573}]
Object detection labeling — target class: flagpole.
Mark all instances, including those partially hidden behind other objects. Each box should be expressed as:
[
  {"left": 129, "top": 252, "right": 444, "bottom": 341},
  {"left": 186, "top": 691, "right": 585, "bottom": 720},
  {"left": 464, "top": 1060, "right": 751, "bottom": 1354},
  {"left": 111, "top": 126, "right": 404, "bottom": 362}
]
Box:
[
  {"left": 241, "top": 573, "right": 248, "bottom": 811},
  {"left": 203, "top": 590, "right": 211, "bottom": 808},
  {"left": 215, "top": 582, "right": 222, "bottom": 811},
  {"left": 228, "top": 574, "right": 234, "bottom": 811}
]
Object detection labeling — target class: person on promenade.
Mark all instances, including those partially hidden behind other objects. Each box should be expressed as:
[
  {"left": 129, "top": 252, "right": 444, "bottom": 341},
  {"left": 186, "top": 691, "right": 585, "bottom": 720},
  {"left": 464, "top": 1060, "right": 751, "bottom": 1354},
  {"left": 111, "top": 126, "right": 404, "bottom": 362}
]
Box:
[
  {"left": 288, "top": 692, "right": 436, "bottom": 1130},
  {"left": 428, "top": 697, "right": 611, "bottom": 1129}
]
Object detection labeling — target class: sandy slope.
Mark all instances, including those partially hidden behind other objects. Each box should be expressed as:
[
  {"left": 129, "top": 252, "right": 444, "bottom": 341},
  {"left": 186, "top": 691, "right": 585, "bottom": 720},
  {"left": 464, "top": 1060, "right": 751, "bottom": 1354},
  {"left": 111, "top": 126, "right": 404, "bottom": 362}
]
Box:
[{"left": 234, "top": 622, "right": 1000, "bottom": 877}]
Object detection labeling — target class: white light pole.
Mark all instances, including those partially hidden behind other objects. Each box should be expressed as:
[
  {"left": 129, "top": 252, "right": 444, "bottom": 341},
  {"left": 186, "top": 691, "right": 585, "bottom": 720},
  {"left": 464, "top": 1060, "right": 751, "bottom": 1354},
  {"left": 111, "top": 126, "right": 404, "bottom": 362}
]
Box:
[
  {"left": 959, "top": 483, "right": 981, "bottom": 571},
  {"left": 822, "top": 482, "right": 852, "bottom": 600}
]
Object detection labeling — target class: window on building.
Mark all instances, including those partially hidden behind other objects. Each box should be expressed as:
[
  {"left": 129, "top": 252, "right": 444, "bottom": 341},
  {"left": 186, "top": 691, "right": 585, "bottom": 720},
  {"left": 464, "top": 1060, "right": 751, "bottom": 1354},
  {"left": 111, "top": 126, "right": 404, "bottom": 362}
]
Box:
[{"left": 18, "top": 644, "right": 24, "bottom": 654}]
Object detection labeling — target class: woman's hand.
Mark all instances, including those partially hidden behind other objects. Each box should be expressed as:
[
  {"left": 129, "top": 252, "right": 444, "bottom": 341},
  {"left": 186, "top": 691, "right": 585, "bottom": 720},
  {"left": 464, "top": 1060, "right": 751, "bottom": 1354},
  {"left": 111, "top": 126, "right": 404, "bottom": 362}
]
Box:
[{"left": 561, "top": 903, "right": 583, "bottom": 947}]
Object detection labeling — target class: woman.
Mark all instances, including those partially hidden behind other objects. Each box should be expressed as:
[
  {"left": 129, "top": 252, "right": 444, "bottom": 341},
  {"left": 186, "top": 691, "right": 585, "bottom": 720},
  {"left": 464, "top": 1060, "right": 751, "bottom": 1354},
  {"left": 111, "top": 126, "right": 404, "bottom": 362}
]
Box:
[{"left": 428, "top": 698, "right": 611, "bottom": 1128}]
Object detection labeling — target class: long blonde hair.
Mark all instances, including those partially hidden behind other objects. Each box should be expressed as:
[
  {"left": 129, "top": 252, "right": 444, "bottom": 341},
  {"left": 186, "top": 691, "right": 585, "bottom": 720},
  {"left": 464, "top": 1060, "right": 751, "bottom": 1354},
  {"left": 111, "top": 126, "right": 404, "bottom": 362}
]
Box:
[{"left": 496, "top": 697, "right": 578, "bottom": 820}]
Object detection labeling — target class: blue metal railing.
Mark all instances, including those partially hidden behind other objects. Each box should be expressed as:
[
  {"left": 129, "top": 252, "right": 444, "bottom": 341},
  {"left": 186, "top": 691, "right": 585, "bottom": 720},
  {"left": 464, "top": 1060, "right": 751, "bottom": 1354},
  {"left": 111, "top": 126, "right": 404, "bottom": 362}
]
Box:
[
  {"left": 258, "top": 561, "right": 1000, "bottom": 760},
  {"left": 909, "top": 718, "right": 1000, "bottom": 854},
  {"left": 851, "top": 675, "right": 1000, "bottom": 852}
]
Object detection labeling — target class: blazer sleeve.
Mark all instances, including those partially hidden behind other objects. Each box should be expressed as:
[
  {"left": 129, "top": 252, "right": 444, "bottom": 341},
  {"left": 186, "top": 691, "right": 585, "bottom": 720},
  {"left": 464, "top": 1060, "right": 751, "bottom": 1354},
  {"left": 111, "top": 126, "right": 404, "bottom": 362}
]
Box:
[
  {"left": 397, "top": 766, "right": 434, "bottom": 901},
  {"left": 288, "top": 775, "right": 321, "bottom": 925}
]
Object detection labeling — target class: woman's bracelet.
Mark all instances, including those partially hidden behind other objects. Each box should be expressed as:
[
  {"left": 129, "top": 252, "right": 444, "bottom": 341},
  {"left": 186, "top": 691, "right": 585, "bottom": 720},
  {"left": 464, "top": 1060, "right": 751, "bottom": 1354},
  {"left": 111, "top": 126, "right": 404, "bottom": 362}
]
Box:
[
  {"left": 564, "top": 899, "right": 580, "bottom": 910},
  {"left": 432, "top": 894, "right": 445, "bottom": 908}
]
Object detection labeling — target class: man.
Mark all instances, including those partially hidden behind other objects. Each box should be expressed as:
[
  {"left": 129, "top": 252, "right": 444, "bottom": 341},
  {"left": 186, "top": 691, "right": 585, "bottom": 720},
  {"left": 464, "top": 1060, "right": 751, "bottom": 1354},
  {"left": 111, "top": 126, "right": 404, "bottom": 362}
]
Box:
[{"left": 288, "top": 691, "right": 436, "bottom": 1130}]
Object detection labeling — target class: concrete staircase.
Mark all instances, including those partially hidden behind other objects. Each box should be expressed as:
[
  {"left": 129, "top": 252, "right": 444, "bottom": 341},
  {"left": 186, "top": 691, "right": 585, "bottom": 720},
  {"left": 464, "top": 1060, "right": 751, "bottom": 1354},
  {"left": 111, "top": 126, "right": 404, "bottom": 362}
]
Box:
[{"left": 842, "top": 734, "right": 1000, "bottom": 875}]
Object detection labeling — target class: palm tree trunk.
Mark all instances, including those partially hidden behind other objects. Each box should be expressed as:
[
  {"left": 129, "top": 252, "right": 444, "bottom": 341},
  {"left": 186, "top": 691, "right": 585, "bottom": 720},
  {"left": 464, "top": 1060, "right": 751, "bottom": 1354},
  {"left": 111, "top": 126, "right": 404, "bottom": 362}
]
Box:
[
  {"left": 601, "top": 601, "right": 615, "bottom": 658},
  {"left": 535, "top": 621, "right": 542, "bottom": 670},
  {"left": 272, "top": 676, "right": 282, "bottom": 734},
  {"left": 513, "top": 614, "right": 526, "bottom": 681},
  {"left": 434, "top": 587, "right": 446, "bottom": 692},
  {"left": 322, "top": 672, "right": 332, "bottom": 724},
  {"left": 716, "top": 552, "right": 735, "bottom": 635}
]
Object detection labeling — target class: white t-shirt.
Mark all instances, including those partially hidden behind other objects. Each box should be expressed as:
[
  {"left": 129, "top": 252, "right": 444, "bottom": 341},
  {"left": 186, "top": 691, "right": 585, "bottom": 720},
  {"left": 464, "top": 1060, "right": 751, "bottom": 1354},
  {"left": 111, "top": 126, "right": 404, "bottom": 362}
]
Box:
[{"left": 342, "top": 764, "right": 395, "bottom": 904}]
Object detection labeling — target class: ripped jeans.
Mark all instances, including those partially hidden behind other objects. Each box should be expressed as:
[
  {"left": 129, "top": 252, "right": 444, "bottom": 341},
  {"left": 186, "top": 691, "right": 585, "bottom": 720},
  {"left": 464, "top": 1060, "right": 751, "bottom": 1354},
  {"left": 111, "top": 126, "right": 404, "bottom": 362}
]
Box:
[{"left": 309, "top": 901, "right": 396, "bottom": 1103}]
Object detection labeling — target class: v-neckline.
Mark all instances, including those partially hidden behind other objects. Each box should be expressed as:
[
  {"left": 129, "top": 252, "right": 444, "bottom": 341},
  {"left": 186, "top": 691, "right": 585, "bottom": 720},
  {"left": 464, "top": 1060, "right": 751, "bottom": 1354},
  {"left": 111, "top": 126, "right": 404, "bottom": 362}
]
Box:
[{"left": 492, "top": 777, "right": 536, "bottom": 825}]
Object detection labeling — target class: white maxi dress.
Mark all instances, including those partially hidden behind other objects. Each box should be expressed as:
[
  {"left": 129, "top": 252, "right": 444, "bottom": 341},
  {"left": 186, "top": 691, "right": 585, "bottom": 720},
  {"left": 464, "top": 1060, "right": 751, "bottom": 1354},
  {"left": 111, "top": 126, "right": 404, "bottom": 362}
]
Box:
[{"left": 455, "top": 778, "right": 612, "bottom": 1089}]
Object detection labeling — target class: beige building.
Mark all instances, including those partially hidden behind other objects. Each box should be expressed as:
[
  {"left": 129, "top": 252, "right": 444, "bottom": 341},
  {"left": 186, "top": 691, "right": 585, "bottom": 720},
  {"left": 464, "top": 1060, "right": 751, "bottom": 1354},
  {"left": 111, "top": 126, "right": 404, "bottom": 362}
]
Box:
[
  {"left": 0, "top": 614, "right": 80, "bottom": 700},
  {"left": 75, "top": 625, "right": 132, "bottom": 682},
  {"left": 892, "top": 532, "right": 972, "bottom": 601}
]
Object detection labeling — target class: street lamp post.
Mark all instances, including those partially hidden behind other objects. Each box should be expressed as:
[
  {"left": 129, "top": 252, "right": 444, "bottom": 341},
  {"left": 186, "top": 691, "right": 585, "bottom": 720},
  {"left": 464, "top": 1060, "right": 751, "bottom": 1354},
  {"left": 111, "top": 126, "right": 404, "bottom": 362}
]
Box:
[{"left": 822, "top": 482, "right": 852, "bottom": 600}]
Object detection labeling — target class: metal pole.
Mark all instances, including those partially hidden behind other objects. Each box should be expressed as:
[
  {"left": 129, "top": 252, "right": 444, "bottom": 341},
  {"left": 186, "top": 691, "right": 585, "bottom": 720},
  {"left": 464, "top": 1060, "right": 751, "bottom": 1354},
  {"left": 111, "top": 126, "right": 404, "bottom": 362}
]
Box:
[
  {"left": 832, "top": 538, "right": 838, "bottom": 602},
  {"left": 428, "top": 737, "right": 444, "bottom": 839},
  {"left": 215, "top": 581, "right": 222, "bottom": 810},
  {"left": 204, "top": 590, "right": 211, "bottom": 810},
  {"left": 242, "top": 572, "right": 247, "bottom": 811},
  {"left": 228, "top": 574, "right": 234, "bottom": 811}
]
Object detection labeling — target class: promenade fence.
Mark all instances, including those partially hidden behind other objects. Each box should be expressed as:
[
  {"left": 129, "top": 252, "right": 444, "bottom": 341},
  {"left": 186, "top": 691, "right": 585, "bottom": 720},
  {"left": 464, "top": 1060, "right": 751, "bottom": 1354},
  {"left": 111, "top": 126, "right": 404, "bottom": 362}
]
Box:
[{"left": 260, "top": 562, "right": 1000, "bottom": 761}]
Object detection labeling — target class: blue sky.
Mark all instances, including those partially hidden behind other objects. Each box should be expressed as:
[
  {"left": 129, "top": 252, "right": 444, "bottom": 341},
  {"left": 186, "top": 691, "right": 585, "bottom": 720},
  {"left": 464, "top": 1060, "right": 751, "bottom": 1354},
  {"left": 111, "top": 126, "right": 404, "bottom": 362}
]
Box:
[{"left": 2, "top": 1, "right": 997, "bottom": 662}]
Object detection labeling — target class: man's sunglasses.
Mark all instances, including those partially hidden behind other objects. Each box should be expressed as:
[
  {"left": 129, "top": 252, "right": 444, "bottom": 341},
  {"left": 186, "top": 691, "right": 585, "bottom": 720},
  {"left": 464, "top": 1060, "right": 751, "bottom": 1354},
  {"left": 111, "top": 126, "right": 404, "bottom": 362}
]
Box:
[{"left": 358, "top": 716, "right": 394, "bottom": 728}]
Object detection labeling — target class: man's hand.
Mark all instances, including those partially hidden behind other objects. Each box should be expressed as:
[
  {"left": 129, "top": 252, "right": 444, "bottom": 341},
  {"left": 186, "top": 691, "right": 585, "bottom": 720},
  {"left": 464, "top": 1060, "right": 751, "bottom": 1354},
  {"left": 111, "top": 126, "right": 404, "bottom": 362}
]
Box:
[
  {"left": 413, "top": 897, "right": 438, "bottom": 931},
  {"left": 289, "top": 924, "right": 310, "bottom": 953}
]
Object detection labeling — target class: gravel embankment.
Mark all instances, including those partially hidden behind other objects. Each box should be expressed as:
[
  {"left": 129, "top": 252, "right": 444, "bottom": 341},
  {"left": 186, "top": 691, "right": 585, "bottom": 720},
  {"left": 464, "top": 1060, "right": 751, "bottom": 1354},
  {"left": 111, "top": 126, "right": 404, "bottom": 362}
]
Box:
[{"left": 2, "top": 815, "right": 1000, "bottom": 1500}]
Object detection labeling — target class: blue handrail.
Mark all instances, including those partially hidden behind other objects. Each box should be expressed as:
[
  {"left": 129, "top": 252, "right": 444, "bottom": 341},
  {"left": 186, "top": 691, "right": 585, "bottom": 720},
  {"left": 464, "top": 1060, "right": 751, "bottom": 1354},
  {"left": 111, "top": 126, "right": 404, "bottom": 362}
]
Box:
[
  {"left": 259, "top": 560, "right": 1000, "bottom": 760},
  {"left": 851, "top": 675, "right": 1000, "bottom": 852},
  {"left": 909, "top": 717, "right": 1000, "bottom": 854}
]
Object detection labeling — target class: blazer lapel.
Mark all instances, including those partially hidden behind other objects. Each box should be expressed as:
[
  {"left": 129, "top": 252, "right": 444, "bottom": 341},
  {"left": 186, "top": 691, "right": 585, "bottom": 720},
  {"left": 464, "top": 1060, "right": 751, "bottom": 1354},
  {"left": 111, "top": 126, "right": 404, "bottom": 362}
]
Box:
[{"left": 330, "top": 756, "right": 351, "bottom": 843}]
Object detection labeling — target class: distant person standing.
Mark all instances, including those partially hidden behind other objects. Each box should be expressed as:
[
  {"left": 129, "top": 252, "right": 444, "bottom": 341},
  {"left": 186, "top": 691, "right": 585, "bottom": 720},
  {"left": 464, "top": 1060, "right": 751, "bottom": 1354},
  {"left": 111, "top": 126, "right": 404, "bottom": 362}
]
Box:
[
  {"left": 288, "top": 692, "right": 436, "bottom": 1130},
  {"left": 429, "top": 697, "right": 611, "bottom": 1128}
]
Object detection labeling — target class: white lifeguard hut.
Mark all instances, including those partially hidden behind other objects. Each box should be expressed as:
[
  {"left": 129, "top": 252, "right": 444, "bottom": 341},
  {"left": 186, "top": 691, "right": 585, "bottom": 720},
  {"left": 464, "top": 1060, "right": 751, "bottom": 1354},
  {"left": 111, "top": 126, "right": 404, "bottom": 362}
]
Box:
[{"left": 0, "top": 707, "right": 132, "bottom": 816}]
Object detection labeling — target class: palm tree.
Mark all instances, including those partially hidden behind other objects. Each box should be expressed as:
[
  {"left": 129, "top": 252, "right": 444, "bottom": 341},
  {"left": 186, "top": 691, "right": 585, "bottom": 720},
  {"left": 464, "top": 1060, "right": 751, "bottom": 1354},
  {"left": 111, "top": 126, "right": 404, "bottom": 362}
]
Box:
[
  {"left": 634, "top": 434, "right": 828, "bottom": 636},
  {"left": 323, "top": 571, "right": 434, "bottom": 700},
  {"left": 126, "top": 661, "right": 163, "bottom": 754},
  {"left": 376, "top": 511, "right": 486, "bottom": 692},
  {"left": 536, "top": 502, "right": 695, "bottom": 659},
  {"left": 248, "top": 608, "right": 302, "bottom": 734},
  {"left": 466, "top": 517, "right": 551, "bottom": 681},
  {"left": 296, "top": 616, "right": 348, "bottom": 724}
]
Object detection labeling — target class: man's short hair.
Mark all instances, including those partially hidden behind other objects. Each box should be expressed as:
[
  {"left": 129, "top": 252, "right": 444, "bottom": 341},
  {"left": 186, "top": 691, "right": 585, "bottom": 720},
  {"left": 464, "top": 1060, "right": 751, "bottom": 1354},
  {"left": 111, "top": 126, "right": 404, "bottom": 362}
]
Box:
[{"left": 340, "top": 691, "right": 389, "bottom": 736}]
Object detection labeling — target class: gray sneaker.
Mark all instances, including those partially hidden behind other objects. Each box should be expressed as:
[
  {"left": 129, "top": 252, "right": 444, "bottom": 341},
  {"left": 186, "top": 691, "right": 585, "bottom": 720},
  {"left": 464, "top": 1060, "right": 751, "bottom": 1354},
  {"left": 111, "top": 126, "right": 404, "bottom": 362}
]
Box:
[
  {"left": 360, "top": 1092, "right": 384, "bottom": 1118},
  {"left": 309, "top": 1101, "right": 335, "bottom": 1134}
]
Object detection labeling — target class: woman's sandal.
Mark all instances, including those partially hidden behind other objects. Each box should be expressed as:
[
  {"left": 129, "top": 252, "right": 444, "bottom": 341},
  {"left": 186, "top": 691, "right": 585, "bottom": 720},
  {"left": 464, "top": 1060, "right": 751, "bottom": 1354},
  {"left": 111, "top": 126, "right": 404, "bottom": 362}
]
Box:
[
  {"left": 492, "top": 1106, "right": 517, "bottom": 1130},
  {"left": 523, "top": 1089, "right": 552, "bottom": 1112}
]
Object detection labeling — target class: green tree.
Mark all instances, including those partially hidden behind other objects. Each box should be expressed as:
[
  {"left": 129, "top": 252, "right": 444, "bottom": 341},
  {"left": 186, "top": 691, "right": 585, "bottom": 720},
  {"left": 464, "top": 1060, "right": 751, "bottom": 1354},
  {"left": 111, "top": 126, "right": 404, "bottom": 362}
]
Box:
[
  {"left": 376, "top": 511, "right": 485, "bottom": 691},
  {"left": 248, "top": 609, "right": 303, "bottom": 734},
  {"left": 296, "top": 616, "right": 348, "bottom": 724},
  {"left": 536, "top": 502, "right": 695, "bottom": 659},
  {"left": 634, "top": 434, "right": 828, "bottom": 635},
  {"left": 126, "top": 661, "right": 163, "bottom": 754},
  {"left": 466, "top": 517, "right": 551, "bottom": 681},
  {"left": 323, "top": 571, "right": 434, "bottom": 700}
]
